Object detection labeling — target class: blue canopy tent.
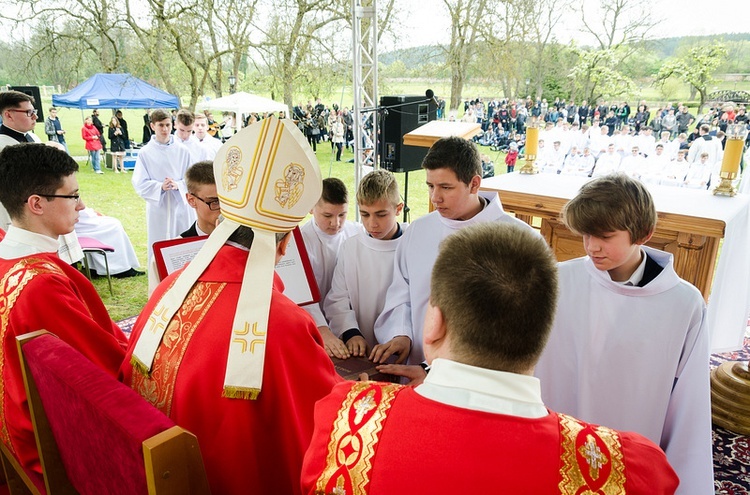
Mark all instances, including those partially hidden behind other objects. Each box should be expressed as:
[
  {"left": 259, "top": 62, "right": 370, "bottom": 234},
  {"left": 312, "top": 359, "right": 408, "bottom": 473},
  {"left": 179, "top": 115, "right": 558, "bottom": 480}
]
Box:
[{"left": 52, "top": 73, "right": 180, "bottom": 109}]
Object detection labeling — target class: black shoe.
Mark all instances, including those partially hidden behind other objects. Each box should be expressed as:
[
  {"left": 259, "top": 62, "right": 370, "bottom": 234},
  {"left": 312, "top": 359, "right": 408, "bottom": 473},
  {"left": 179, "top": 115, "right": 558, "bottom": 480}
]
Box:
[{"left": 112, "top": 268, "right": 146, "bottom": 279}]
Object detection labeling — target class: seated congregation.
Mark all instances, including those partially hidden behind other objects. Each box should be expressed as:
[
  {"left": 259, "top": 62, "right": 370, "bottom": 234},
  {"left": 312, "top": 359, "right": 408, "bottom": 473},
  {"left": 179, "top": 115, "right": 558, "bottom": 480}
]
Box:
[{"left": 0, "top": 97, "right": 715, "bottom": 494}]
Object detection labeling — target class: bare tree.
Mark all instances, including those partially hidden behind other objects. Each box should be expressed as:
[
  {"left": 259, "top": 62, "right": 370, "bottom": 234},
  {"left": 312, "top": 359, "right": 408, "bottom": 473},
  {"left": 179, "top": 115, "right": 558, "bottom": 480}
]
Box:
[
  {"left": 0, "top": 0, "right": 126, "bottom": 74},
  {"left": 442, "top": 0, "right": 491, "bottom": 110}
]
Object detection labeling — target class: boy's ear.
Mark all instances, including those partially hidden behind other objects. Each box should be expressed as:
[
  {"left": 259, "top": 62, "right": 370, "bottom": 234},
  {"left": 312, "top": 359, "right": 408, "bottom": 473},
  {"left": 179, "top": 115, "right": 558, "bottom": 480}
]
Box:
[
  {"left": 186, "top": 193, "right": 196, "bottom": 208},
  {"left": 636, "top": 229, "right": 654, "bottom": 246},
  {"left": 395, "top": 202, "right": 404, "bottom": 216},
  {"left": 423, "top": 301, "right": 447, "bottom": 347},
  {"left": 468, "top": 175, "right": 482, "bottom": 193}
]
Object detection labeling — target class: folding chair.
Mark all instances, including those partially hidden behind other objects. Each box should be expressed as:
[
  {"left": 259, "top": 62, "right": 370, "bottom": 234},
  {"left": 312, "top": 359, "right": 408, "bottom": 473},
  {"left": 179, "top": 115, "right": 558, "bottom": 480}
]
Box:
[
  {"left": 5, "top": 330, "right": 210, "bottom": 495},
  {"left": 76, "top": 236, "right": 114, "bottom": 296}
]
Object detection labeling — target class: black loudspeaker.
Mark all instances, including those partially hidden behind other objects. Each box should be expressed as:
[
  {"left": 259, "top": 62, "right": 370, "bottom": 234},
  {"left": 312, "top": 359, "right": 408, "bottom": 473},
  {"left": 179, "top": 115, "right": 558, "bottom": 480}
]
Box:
[
  {"left": 10, "top": 86, "right": 44, "bottom": 121},
  {"left": 380, "top": 95, "right": 436, "bottom": 173}
]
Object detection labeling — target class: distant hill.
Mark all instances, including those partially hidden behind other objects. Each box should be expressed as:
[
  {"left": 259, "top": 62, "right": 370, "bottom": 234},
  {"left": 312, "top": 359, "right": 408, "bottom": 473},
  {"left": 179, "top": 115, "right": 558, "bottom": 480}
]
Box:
[
  {"left": 380, "top": 45, "right": 444, "bottom": 66},
  {"left": 647, "top": 32, "right": 750, "bottom": 58},
  {"left": 382, "top": 33, "right": 750, "bottom": 68}
]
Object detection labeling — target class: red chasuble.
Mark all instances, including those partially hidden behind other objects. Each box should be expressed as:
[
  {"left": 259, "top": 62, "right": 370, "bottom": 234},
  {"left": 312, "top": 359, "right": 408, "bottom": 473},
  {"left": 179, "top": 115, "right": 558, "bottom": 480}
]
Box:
[
  {"left": 0, "top": 254, "right": 127, "bottom": 475},
  {"left": 121, "top": 244, "right": 341, "bottom": 495},
  {"left": 302, "top": 381, "right": 679, "bottom": 495}
]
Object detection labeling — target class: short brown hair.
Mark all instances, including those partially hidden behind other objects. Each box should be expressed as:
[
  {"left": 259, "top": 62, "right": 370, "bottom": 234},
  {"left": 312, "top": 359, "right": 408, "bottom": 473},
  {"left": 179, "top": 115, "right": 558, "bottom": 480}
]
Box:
[
  {"left": 0, "top": 144, "right": 78, "bottom": 220},
  {"left": 150, "top": 109, "right": 171, "bottom": 123},
  {"left": 562, "top": 174, "right": 656, "bottom": 243},
  {"left": 421, "top": 136, "right": 482, "bottom": 185},
  {"left": 320, "top": 177, "right": 348, "bottom": 205},
  {"left": 0, "top": 90, "right": 34, "bottom": 113},
  {"left": 357, "top": 169, "right": 400, "bottom": 206},
  {"left": 176, "top": 109, "right": 195, "bottom": 126},
  {"left": 185, "top": 161, "right": 215, "bottom": 192},
  {"left": 430, "top": 222, "right": 558, "bottom": 373}
]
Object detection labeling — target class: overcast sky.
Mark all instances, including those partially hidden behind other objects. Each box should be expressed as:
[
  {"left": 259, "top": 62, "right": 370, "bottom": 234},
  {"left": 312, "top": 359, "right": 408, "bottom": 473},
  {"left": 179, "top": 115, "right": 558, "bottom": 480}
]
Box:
[{"left": 386, "top": 0, "right": 750, "bottom": 50}]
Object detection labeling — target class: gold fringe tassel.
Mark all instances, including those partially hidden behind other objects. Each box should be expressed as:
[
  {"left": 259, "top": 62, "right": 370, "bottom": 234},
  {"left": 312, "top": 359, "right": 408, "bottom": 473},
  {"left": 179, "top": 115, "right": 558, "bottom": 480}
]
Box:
[
  {"left": 131, "top": 356, "right": 151, "bottom": 377},
  {"left": 222, "top": 386, "right": 261, "bottom": 400}
]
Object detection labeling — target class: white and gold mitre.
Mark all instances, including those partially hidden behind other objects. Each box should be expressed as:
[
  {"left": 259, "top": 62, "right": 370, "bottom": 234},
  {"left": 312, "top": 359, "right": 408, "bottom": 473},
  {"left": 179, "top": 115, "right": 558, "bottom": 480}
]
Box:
[
  {"left": 215, "top": 116, "right": 322, "bottom": 231},
  {"left": 131, "top": 116, "right": 322, "bottom": 400}
]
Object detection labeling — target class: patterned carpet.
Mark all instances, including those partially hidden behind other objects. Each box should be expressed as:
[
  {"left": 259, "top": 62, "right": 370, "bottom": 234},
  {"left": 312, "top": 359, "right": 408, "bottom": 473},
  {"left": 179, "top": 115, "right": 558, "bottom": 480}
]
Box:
[
  {"left": 116, "top": 316, "right": 750, "bottom": 492},
  {"left": 712, "top": 334, "right": 750, "bottom": 494}
]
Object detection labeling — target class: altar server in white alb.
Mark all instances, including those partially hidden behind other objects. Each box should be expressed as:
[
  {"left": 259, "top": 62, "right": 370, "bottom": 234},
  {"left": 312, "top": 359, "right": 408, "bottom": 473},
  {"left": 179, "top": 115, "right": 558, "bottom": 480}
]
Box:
[
  {"left": 323, "top": 169, "right": 407, "bottom": 356},
  {"left": 372, "top": 136, "right": 536, "bottom": 371},
  {"left": 299, "top": 177, "right": 360, "bottom": 358},
  {"left": 535, "top": 174, "right": 713, "bottom": 495},
  {"left": 132, "top": 109, "right": 195, "bottom": 260}
]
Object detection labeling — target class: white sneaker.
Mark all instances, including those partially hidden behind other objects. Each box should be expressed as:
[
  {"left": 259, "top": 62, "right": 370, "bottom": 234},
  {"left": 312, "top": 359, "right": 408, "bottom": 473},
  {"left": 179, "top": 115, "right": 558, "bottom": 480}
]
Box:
[{"left": 95, "top": 170, "right": 104, "bottom": 174}]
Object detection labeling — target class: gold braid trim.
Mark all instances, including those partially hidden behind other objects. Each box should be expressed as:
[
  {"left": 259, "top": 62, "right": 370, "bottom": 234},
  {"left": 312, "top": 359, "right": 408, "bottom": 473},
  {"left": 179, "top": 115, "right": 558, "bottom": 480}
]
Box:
[
  {"left": 0, "top": 258, "right": 64, "bottom": 455},
  {"left": 314, "top": 381, "right": 402, "bottom": 495},
  {"left": 132, "top": 282, "right": 225, "bottom": 416},
  {"left": 558, "top": 413, "right": 626, "bottom": 495}
]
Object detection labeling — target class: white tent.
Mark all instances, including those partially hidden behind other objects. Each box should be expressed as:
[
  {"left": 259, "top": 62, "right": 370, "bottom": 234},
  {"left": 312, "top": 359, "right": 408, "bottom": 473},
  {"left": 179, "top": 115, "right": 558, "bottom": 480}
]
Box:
[{"left": 196, "top": 92, "right": 289, "bottom": 133}]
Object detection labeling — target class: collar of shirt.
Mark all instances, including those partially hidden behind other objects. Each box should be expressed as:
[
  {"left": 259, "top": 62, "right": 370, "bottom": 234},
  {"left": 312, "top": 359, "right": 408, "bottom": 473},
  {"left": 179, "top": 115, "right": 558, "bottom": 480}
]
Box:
[
  {"left": 415, "top": 358, "right": 548, "bottom": 419},
  {"left": 0, "top": 225, "right": 60, "bottom": 259},
  {"left": 0, "top": 124, "right": 28, "bottom": 143},
  {"left": 618, "top": 248, "right": 646, "bottom": 286}
]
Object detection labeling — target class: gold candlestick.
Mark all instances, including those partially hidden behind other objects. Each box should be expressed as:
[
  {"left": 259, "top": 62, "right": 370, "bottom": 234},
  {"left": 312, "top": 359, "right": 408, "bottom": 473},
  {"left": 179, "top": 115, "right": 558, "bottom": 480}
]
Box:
[
  {"left": 713, "top": 124, "right": 748, "bottom": 197},
  {"left": 519, "top": 123, "right": 540, "bottom": 174}
]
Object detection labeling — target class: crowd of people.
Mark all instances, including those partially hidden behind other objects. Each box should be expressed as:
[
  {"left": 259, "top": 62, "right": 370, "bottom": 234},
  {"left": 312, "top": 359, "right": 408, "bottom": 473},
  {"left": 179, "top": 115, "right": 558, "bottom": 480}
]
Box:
[{"left": 0, "top": 87, "right": 724, "bottom": 494}]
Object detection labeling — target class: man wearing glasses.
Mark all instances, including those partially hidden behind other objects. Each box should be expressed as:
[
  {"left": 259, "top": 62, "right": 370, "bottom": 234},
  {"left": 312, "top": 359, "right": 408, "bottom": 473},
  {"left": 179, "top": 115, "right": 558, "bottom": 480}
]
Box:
[
  {"left": 0, "top": 143, "right": 127, "bottom": 477},
  {"left": 0, "top": 90, "right": 40, "bottom": 149},
  {"left": 0, "top": 91, "right": 54, "bottom": 232}
]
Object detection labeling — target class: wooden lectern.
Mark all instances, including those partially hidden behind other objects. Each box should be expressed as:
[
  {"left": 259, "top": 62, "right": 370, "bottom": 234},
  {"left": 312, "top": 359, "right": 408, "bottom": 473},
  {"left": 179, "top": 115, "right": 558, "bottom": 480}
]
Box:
[{"left": 403, "top": 121, "right": 482, "bottom": 148}]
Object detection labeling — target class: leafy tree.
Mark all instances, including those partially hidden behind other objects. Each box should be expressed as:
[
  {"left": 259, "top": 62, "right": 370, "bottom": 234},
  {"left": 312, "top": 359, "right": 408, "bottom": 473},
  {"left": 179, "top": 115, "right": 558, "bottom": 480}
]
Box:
[
  {"left": 656, "top": 42, "right": 728, "bottom": 113},
  {"left": 568, "top": 48, "right": 636, "bottom": 102}
]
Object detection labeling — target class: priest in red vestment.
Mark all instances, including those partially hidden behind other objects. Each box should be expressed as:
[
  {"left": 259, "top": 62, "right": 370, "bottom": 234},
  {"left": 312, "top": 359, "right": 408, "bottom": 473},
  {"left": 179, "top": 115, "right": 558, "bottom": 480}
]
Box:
[
  {"left": 0, "top": 144, "right": 127, "bottom": 476},
  {"left": 121, "top": 117, "right": 340, "bottom": 495},
  {"left": 302, "top": 223, "right": 679, "bottom": 494}
]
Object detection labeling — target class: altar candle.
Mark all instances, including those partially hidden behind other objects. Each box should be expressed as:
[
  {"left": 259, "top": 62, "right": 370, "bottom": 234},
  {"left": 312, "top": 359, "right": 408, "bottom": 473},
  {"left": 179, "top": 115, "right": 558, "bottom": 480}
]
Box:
[
  {"left": 721, "top": 137, "right": 744, "bottom": 176},
  {"left": 526, "top": 126, "right": 539, "bottom": 157}
]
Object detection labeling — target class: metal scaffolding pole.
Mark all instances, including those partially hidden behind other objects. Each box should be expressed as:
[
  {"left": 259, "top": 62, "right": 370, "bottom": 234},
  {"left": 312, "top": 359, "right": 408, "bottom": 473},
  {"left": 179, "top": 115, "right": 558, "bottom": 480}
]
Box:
[{"left": 351, "top": 0, "right": 379, "bottom": 216}]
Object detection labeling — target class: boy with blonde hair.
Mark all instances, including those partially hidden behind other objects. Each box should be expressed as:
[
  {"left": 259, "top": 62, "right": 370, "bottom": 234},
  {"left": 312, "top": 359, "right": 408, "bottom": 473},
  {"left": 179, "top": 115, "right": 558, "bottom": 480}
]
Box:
[
  {"left": 324, "top": 170, "right": 406, "bottom": 356},
  {"left": 535, "top": 174, "right": 713, "bottom": 494}
]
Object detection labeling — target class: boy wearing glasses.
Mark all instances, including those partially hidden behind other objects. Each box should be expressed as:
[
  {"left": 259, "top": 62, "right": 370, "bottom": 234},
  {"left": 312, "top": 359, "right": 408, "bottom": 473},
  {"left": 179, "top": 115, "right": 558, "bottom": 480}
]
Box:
[
  {"left": 0, "top": 143, "right": 127, "bottom": 477},
  {"left": 182, "top": 160, "right": 220, "bottom": 238}
]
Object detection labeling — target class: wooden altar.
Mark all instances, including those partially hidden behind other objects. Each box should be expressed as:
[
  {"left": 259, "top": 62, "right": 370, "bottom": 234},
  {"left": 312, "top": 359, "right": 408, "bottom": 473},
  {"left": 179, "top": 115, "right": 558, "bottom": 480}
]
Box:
[{"left": 480, "top": 173, "right": 744, "bottom": 302}]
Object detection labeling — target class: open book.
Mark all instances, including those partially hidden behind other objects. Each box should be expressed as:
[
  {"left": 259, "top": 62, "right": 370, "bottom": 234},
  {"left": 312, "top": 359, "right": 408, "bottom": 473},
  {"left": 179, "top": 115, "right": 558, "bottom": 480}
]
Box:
[{"left": 152, "top": 226, "right": 319, "bottom": 306}]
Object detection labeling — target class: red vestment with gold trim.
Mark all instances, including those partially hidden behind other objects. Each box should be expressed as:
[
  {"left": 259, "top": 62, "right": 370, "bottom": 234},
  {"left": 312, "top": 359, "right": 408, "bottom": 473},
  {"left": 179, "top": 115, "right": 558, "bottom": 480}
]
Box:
[
  {"left": 302, "top": 381, "right": 679, "bottom": 495},
  {"left": 0, "top": 253, "right": 127, "bottom": 475},
  {"left": 121, "top": 244, "right": 341, "bottom": 495}
]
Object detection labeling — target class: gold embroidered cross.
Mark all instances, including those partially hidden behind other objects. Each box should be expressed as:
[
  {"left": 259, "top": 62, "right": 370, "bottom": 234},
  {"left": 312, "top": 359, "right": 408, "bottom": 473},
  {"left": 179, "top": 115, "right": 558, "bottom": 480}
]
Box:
[
  {"left": 147, "top": 305, "right": 170, "bottom": 334},
  {"left": 579, "top": 434, "right": 608, "bottom": 480},
  {"left": 353, "top": 390, "right": 376, "bottom": 425}
]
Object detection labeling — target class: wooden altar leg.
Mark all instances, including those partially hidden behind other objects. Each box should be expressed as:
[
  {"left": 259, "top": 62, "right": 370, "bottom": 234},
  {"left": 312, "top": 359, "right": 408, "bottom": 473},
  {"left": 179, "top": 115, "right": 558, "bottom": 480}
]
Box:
[{"left": 672, "top": 233, "right": 719, "bottom": 302}]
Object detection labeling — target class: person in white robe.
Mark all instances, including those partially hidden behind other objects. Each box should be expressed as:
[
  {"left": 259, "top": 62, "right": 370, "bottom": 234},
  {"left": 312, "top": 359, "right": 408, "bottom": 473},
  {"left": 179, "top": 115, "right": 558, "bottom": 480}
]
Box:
[
  {"left": 660, "top": 150, "right": 690, "bottom": 187},
  {"left": 192, "top": 113, "right": 223, "bottom": 161},
  {"left": 131, "top": 109, "right": 195, "bottom": 261},
  {"left": 590, "top": 144, "right": 621, "bottom": 177},
  {"left": 640, "top": 144, "right": 672, "bottom": 185},
  {"left": 535, "top": 175, "right": 713, "bottom": 495},
  {"left": 372, "top": 137, "right": 537, "bottom": 371},
  {"left": 74, "top": 207, "right": 141, "bottom": 276},
  {"left": 299, "top": 178, "right": 360, "bottom": 357},
  {"left": 682, "top": 153, "right": 714, "bottom": 189}
]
